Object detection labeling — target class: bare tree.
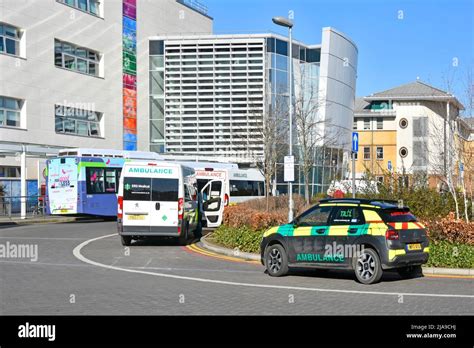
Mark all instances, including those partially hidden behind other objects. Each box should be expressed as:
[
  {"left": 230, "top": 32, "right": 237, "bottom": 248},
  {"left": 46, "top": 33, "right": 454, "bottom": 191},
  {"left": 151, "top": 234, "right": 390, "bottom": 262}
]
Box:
[
  {"left": 293, "top": 63, "right": 343, "bottom": 204},
  {"left": 245, "top": 96, "right": 288, "bottom": 211}
]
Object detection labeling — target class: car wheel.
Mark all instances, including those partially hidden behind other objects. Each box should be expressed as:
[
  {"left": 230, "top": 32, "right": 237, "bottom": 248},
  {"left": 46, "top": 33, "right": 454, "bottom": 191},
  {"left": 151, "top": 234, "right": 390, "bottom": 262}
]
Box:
[
  {"left": 178, "top": 221, "right": 189, "bottom": 246},
  {"left": 397, "top": 265, "right": 423, "bottom": 279},
  {"left": 353, "top": 248, "right": 383, "bottom": 284},
  {"left": 121, "top": 235, "right": 132, "bottom": 246},
  {"left": 264, "top": 244, "right": 288, "bottom": 277}
]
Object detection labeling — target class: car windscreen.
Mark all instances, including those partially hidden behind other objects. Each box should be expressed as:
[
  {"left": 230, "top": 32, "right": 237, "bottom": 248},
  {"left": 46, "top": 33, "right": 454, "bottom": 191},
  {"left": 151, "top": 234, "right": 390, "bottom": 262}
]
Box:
[
  {"left": 123, "top": 177, "right": 151, "bottom": 201},
  {"left": 152, "top": 178, "right": 179, "bottom": 202},
  {"left": 381, "top": 208, "right": 418, "bottom": 222}
]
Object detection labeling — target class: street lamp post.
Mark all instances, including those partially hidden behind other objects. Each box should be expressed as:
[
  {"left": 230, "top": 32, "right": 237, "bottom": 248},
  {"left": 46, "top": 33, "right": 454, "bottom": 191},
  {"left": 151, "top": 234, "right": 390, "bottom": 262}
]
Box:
[{"left": 272, "top": 16, "right": 294, "bottom": 223}]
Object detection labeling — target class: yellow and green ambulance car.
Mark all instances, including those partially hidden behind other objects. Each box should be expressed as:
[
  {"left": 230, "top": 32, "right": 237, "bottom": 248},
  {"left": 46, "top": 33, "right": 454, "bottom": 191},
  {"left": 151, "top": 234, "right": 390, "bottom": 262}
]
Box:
[{"left": 260, "top": 198, "right": 429, "bottom": 284}]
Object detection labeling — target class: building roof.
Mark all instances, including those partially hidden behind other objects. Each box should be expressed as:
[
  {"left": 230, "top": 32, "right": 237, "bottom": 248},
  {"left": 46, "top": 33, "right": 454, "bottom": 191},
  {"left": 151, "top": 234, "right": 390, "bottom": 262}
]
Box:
[
  {"left": 462, "top": 117, "right": 474, "bottom": 128},
  {"left": 364, "top": 80, "right": 464, "bottom": 110},
  {"left": 354, "top": 97, "right": 395, "bottom": 117}
]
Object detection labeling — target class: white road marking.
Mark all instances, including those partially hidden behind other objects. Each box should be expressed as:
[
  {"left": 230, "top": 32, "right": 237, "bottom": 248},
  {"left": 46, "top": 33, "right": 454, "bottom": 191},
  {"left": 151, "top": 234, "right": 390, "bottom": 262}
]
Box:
[
  {"left": 73, "top": 233, "right": 474, "bottom": 299},
  {"left": 0, "top": 236, "right": 87, "bottom": 240},
  {"left": 0, "top": 259, "right": 91, "bottom": 267}
]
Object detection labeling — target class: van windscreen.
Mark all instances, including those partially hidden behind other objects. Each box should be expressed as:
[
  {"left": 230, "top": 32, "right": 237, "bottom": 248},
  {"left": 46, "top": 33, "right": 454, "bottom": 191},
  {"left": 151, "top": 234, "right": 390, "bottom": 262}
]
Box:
[
  {"left": 123, "top": 177, "right": 151, "bottom": 201},
  {"left": 152, "top": 178, "right": 179, "bottom": 202}
]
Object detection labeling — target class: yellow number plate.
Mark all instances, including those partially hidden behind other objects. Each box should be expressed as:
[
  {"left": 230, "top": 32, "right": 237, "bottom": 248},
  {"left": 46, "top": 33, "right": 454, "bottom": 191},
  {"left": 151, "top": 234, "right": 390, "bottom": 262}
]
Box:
[
  {"left": 128, "top": 215, "right": 145, "bottom": 220},
  {"left": 407, "top": 243, "right": 422, "bottom": 251}
]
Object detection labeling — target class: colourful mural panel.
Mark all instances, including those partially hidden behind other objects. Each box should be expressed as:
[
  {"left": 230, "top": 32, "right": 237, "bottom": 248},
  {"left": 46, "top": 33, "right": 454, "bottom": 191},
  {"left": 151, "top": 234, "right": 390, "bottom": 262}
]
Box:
[{"left": 122, "top": 0, "right": 137, "bottom": 150}]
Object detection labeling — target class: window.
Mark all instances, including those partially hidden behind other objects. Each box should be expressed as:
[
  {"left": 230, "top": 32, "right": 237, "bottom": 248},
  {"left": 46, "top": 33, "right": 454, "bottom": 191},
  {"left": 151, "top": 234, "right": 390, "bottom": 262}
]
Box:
[
  {"left": 376, "top": 146, "right": 383, "bottom": 160},
  {"left": 229, "top": 180, "right": 264, "bottom": 196},
  {"left": 413, "top": 117, "right": 428, "bottom": 137},
  {"left": 55, "top": 104, "right": 102, "bottom": 137},
  {"left": 376, "top": 176, "right": 384, "bottom": 185},
  {"left": 123, "top": 177, "right": 151, "bottom": 201},
  {"left": 0, "top": 96, "right": 22, "bottom": 128},
  {"left": 377, "top": 118, "right": 383, "bottom": 130},
  {"left": 363, "top": 146, "right": 371, "bottom": 160},
  {"left": 55, "top": 39, "right": 100, "bottom": 76},
  {"left": 330, "top": 207, "right": 363, "bottom": 225},
  {"left": 364, "top": 118, "right": 370, "bottom": 130},
  {"left": 151, "top": 178, "right": 179, "bottom": 202},
  {"left": 399, "top": 118, "right": 408, "bottom": 129},
  {"left": 57, "top": 0, "right": 101, "bottom": 16},
  {"left": 399, "top": 147, "right": 408, "bottom": 158},
  {"left": 0, "top": 166, "right": 20, "bottom": 178},
  {"left": 0, "top": 23, "right": 21, "bottom": 56},
  {"left": 105, "top": 169, "right": 120, "bottom": 193},
  {"left": 297, "top": 206, "right": 332, "bottom": 226},
  {"left": 86, "top": 168, "right": 105, "bottom": 194},
  {"left": 353, "top": 119, "right": 357, "bottom": 130}
]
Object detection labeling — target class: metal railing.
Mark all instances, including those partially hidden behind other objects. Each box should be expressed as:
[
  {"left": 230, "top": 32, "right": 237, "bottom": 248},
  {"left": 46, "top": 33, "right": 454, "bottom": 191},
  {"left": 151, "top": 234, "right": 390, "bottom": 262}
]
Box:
[{"left": 0, "top": 196, "right": 46, "bottom": 219}]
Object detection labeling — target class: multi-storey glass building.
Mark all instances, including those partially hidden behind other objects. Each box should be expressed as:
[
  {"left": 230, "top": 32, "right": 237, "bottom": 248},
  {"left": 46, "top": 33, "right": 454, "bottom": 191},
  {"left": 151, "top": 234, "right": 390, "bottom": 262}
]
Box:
[{"left": 149, "top": 28, "right": 358, "bottom": 194}]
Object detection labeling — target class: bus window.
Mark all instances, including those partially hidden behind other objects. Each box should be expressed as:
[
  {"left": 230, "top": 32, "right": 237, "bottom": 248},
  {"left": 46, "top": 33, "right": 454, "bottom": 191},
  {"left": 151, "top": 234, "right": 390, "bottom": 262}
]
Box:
[
  {"left": 123, "top": 177, "right": 151, "bottom": 201},
  {"left": 151, "top": 178, "right": 179, "bottom": 202},
  {"left": 105, "top": 169, "right": 118, "bottom": 193},
  {"left": 86, "top": 168, "right": 105, "bottom": 194},
  {"left": 229, "top": 180, "right": 264, "bottom": 196}
]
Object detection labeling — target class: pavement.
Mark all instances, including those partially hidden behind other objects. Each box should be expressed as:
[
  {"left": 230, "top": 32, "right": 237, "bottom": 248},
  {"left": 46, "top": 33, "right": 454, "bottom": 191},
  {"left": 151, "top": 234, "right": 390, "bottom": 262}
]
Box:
[{"left": 0, "top": 221, "right": 473, "bottom": 315}]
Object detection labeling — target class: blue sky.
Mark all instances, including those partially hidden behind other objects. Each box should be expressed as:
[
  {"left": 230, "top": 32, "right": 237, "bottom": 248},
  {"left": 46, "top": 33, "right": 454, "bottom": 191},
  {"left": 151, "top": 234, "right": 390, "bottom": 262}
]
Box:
[{"left": 205, "top": 0, "right": 473, "bottom": 105}]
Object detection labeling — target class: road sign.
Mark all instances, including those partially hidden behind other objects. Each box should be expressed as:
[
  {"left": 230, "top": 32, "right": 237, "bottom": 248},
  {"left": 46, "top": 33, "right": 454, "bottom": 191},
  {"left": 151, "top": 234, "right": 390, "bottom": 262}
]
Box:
[
  {"left": 388, "top": 160, "right": 392, "bottom": 171},
  {"left": 284, "top": 156, "right": 294, "bottom": 182},
  {"left": 352, "top": 132, "right": 359, "bottom": 153}
]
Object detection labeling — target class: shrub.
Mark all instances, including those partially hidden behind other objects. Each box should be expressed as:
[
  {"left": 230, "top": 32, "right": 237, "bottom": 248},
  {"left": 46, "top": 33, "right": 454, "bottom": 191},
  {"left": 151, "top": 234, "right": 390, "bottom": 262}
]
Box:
[
  {"left": 359, "top": 187, "right": 456, "bottom": 220},
  {"left": 223, "top": 195, "right": 311, "bottom": 231},
  {"left": 422, "top": 213, "right": 474, "bottom": 246},
  {"left": 426, "top": 241, "right": 474, "bottom": 269},
  {"left": 211, "top": 225, "right": 263, "bottom": 253}
]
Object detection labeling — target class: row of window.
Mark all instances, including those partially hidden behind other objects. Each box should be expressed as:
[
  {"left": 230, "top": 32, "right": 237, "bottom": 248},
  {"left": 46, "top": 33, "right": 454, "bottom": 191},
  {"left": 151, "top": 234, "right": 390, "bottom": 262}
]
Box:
[
  {"left": 354, "top": 146, "right": 384, "bottom": 160},
  {"left": 1, "top": 95, "right": 103, "bottom": 137},
  {"left": 57, "top": 0, "right": 101, "bottom": 17},
  {"left": 353, "top": 117, "right": 384, "bottom": 130},
  {"left": 55, "top": 39, "right": 100, "bottom": 76},
  {"left": 1, "top": 21, "right": 102, "bottom": 78},
  {"left": 355, "top": 146, "right": 410, "bottom": 160}
]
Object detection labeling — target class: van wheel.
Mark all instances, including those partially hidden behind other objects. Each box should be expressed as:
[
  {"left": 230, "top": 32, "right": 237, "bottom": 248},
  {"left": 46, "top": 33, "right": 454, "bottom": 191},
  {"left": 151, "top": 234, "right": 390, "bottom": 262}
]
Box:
[
  {"left": 178, "top": 222, "right": 189, "bottom": 246},
  {"left": 353, "top": 248, "right": 383, "bottom": 284},
  {"left": 397, "top": 265, "right": 423, "bottom": 279},
  {"left": 264, "top": 244, "right": 288, "bottom": 277},
  {"left": 121, "top": 235, "right": 132, "bottom": 246}
]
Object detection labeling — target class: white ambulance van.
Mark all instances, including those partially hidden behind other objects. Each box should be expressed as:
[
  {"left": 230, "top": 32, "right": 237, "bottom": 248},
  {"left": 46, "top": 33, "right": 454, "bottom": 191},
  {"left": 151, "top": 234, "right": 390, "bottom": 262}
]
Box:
[
  {"left": 117, "top": 161, "right": 200, "bottom": 246},
  {"left": 193, "top": 167, "right": 264, "bottom": 228}
]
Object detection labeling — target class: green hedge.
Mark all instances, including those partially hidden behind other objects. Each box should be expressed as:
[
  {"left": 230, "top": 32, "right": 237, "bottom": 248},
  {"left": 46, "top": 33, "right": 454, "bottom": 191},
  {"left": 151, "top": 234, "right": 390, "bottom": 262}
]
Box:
[
  {"left": 212, "top": 226, "right": 474, "bottom": 269},
  {"left": 211, "top": 225, "right": 263, "bottom": 253},
  {"left": 426, "top": 241, "right": 474, "bottom": 269}
]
